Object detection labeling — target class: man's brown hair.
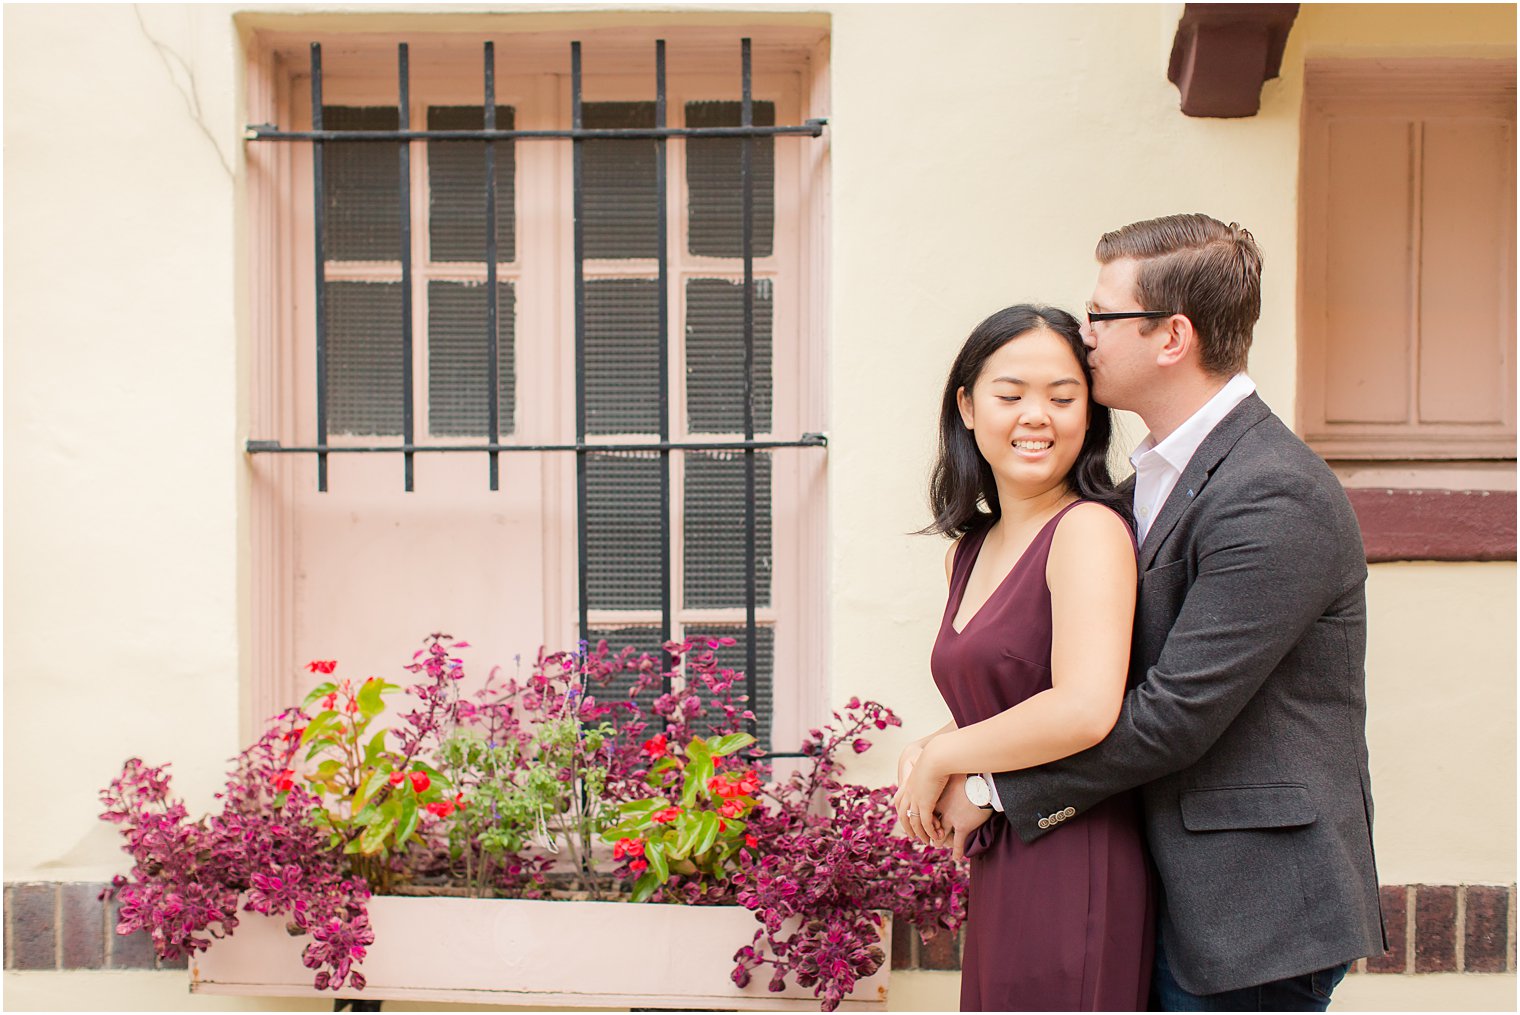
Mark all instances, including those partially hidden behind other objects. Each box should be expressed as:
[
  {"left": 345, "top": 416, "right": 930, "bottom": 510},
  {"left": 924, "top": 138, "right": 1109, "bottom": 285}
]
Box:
[{"left": 1096, "top": 213, "right": 1262, "bottom": 376}]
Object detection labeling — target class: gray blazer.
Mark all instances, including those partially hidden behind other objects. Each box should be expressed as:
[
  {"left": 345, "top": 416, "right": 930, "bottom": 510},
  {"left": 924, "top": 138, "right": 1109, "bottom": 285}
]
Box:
[{"left": 992, "top": 393, "right": 1385, "bottom": 996}]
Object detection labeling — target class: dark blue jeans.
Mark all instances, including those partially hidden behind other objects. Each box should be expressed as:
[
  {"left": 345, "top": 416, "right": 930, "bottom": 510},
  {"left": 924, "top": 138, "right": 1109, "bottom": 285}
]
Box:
[{"left": 1150, "top": 935, "right": 1349, "bottom": 1011}]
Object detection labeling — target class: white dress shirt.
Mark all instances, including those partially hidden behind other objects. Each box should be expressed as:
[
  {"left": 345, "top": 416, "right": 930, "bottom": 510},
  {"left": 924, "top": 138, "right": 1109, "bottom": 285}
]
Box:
[
  {"left": 985, "top": 373, "right": 1257, "bottom": 812},
  {"left": 1129, "top": 372, "right": 1256, "bottom": 546}
]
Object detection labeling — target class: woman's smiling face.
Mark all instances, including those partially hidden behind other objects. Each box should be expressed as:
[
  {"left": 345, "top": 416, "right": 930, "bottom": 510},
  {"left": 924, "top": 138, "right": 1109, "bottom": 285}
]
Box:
[{"left": 956, "top": 327, "right": 1091, "bottom": 498}]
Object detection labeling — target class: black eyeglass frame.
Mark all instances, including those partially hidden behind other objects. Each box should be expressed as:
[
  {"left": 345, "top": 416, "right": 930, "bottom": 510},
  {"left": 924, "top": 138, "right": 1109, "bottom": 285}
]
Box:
[{"left": 1084, "top": 309, "right": 1177, "bottom": 324}]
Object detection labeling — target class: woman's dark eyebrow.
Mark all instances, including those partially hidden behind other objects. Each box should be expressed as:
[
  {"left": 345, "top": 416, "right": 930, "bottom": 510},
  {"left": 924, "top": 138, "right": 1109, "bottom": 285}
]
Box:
[{"left": 990, "top": 376, "right": 1082, "bottom": 386}]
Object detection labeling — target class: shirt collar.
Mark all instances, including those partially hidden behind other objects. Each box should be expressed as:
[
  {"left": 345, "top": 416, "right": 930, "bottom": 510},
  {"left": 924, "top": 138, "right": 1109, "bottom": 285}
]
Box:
[{"left": 1130, "top": 373, "right": 1257, "bottom": 472}]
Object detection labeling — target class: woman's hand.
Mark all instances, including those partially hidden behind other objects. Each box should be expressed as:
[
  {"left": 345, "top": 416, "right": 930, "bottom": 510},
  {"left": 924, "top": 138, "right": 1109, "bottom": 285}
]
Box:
[
  {"left": 896, "top": 739, "right": 926, "bottom": 791},
  {"left": 895, "top": 740, "right": 950, "bottom": 845}
]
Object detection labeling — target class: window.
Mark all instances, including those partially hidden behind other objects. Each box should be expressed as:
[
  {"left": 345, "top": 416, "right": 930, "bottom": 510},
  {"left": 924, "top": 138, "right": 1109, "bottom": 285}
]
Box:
[
  {"left": 244, "top": 28, "right": 830, "bottom": 752},
  {"left": 1298, "top": 59, "right": 1516, "bottom": 462}
]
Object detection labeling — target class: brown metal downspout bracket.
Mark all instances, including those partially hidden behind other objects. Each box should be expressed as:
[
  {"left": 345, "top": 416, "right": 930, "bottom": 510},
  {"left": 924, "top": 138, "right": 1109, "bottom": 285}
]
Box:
[{"left": 1168, "top": 4, "right": 1300, "bottom": 118}]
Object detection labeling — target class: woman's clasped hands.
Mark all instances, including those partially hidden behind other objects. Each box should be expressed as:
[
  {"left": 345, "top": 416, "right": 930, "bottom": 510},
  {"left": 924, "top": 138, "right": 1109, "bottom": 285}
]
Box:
[{"left": 892, "top": 739, "right": 952, "bottom": 846}]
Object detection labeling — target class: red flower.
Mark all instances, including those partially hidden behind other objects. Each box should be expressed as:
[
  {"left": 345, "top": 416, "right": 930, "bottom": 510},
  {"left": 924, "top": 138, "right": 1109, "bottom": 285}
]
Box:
[
  {"left": 321, "top": 692, "right": 338, "bottom": 710},
  {"left": 388, "top": 771, "right": 405, "bottom": 786},
  {"left": 424, "top": 800, "right": 455, "bottom": 818},
  {"left": 651, "top": 806, "right": 682, "bottom": 824},
  {"left": 641, "top": 734, "right": 669, "bottom": 758},
  {"left": 718, "top": 819, "right": 728, "bottom": 832},
  {"left": 345, "top": 699, "right": 359, "bottom": 714},
  {"left": 629, "top": 858, "right": 648, "bottom": 873},
  {"left": 707, "top": 776, "right": 729, "bottom": 797},
  {"left": 306, "top": 660, "right": 337, "bottom": 674},
  {"left": 613, "top": 837, "right": 646, "bottom": 860},
  {"left": 409, "top": 771, "right": 430, "bottom": 793},
  {"left": 272, "top": 768, "right": 295, "bottom": 793},
  {"left": 454, "top": 793, "right": 467, "bottom": 810},
  {"left": 745, "top": 834, "right": 759, "bottom": 849},
  {"left": 719, "top": 799, "right": 744, "bottom": 819}
]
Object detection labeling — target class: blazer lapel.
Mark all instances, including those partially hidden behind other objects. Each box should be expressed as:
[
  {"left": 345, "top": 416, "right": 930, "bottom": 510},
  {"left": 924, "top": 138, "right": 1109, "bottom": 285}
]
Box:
[{"left": 1137, "top": 393, "right": 1272, "bottom": 570}]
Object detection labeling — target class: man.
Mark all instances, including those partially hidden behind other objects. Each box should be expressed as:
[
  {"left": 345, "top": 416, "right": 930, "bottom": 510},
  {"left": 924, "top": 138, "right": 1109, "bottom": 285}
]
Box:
[{"left": 939, "top": 214, "right": 1384, "bottom": 1010}]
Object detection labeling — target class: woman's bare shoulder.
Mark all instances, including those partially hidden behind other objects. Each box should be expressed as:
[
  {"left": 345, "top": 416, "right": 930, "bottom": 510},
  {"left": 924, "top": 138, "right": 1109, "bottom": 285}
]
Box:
[
  {"left": 1050, "top": 501, "right": 1136, "bottom": 565},
  {"left": 944, "top": 536, "right": 961, "bottom": 584}
]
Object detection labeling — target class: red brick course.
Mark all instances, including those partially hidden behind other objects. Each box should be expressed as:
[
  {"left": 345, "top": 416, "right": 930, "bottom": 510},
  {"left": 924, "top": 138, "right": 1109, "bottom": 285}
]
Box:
[
  {"left": 2, "top": 880, "right": 1514, "bottom": 977},
  {"left": 1414, "top": 885, "right": 1459, "bottom": 973}
]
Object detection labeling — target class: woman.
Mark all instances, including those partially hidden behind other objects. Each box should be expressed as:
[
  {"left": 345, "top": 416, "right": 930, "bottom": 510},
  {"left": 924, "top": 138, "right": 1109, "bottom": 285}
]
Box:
[{"left": 895, "top": 305, "right": 1153, "bottom": 1011}]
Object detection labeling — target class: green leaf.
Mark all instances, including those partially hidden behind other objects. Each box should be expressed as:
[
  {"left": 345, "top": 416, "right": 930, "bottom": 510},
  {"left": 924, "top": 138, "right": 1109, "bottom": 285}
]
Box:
[
  {"left": 645, "top": 841, "right": 670, "bottom": 882},
  {"left": 299, "top": 711, "right": 340, "bottom": 748},
  {"left": 363, "top": 731, "right": 389, "bottom": 766},
  {"left": 358, "top": 816, "right": 396, "bottom": 855},
  {"left": 396, "top": 794, "right": 420, "bottom": 846},
  {"left": 682, "top": 757, "right": 714, "bottom": 808},
  {"left": 302, "top": 682, "right": 337, "bottom": 708},
  {"left": 629, "top": 871, "right": 659, "bottom": 904},
  {"left": 709, "top": 732, "right": 756, "bottom": 757},
  {"left": 314, "top": 759, "right": 342, "bottom": 779},
  {"left": 693, "top": 811, "right": 721, "bottom": 856},
  {"left": 356, "top": 679, "right": 386, "bottom": 716},
  {"left": 353, "top": 768, "right": 390, "bottom": 814},
  {"left": 343, "top": 836, "right": 363, "bottom": 854},
  {"left": 685, "top": 737, "right": 711, "bottom": 762},
  {"left": 273, "top": 789, "right": 289, "bottom": 810},
  {"left": 621, "top": 797, "right": 667, "bottom": 815}
]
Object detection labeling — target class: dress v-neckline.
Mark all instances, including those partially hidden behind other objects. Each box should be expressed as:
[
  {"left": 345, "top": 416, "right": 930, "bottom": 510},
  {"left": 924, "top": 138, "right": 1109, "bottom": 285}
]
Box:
[{"left": 949, "top": 504, "right": 1076, "bottom": 636}]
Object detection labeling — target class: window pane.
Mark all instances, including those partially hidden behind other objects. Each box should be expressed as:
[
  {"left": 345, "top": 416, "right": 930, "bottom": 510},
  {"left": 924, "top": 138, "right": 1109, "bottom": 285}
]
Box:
[
  {"left": 685, "top": 101, "right": 775, "bottom": 258},
  {"left": 585, "top": 451, "right": 663, "bottom": 610},
  {"left": 427, "top": 105, "right": 516, "bottom": 263},
  {"left": 326, "top": 281, "right": 403, "bottom": 436},
  {"left": 685, "top": 278, "right": 773, "bottom": 434},
  {"left": 585, "top": 624, "right": 666, "bottom": 730},
  {"left": 323, "top": 106, "right": 401, "bottom": 262},
  {"left": 685, "top": 624, "right": 773, "bottom": 752},
  {"left": 684, "top": 450, "right": 772, "bottom": 609},
  {"left": 586, "top": 279, "right": 661, "bottom": 435},
  {"left": 427, "top": 281, "right": 516, "bottom": 437},
  {"left": 583, "top": 102, "right": 658, "bottom": 259}
]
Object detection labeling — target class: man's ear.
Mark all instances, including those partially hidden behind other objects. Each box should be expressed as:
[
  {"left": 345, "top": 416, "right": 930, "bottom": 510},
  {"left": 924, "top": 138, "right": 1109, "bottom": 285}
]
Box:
[
  {"left": 1155, "top": 314, "right": 1197, "bottom": 369},
  {"left": 956, "top": 385, "right": 975, "bottom": 429}
]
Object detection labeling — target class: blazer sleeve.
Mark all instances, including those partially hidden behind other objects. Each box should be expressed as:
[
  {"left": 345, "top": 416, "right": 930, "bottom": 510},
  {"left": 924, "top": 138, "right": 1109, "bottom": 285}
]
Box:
[{"left": 991, "top": 463, "right": 1365, "bottom": 844}]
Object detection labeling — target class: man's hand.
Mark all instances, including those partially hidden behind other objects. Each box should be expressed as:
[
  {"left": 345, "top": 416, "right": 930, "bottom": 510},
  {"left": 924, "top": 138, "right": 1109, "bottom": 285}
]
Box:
[{"left": 934, "top": 774, "right": 993, "bottom": 860}]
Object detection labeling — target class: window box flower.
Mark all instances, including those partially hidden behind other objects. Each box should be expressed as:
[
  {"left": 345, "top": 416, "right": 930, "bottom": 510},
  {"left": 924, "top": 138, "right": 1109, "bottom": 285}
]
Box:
[{"left": 102, "top": 637, "right": 965, "bottom": 1012}]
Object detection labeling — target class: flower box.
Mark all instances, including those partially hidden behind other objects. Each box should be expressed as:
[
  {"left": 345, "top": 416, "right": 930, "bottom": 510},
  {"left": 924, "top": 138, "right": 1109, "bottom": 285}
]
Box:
[{"left": 191, "top": 895, "right": 891, "bottom": 1011}]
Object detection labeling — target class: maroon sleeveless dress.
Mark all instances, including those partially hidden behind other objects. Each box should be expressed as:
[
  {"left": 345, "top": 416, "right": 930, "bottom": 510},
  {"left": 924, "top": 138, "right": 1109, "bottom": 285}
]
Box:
[{"left": 931, "top": 502, "right": 1154, "bottom": 1011}]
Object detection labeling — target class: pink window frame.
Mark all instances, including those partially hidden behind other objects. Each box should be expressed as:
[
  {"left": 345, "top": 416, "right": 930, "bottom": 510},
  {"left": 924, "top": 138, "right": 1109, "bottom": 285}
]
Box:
[{"left": 242, "top": 24, "right": 832, "bottom": 749}]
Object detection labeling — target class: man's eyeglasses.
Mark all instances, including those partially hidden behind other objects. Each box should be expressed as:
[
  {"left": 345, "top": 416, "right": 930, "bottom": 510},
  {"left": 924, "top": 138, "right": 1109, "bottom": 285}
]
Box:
[{"left": 1085, "top": 307, "right": 1175, "bottom": 328}]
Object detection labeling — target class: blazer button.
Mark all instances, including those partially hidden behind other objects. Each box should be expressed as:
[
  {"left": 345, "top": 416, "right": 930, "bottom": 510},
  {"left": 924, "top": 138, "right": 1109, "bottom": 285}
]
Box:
[
  {"left": 1038, "top": 817, "right": 1051, "bottom": 829},
  {"left": 1063, "top": 807, "right": 1076, "bottom": 819}
]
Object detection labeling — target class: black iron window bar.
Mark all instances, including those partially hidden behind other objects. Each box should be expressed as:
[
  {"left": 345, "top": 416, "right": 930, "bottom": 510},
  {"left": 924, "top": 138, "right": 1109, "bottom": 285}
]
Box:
[{"left": 245, "top": 39, "right": 827, "bottom": 754}]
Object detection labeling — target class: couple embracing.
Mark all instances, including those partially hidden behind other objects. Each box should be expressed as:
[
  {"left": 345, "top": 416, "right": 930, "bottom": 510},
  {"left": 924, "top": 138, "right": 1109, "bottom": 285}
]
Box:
[{"left": 894, "top": 214, "right": 1385, "bottom": 1012}]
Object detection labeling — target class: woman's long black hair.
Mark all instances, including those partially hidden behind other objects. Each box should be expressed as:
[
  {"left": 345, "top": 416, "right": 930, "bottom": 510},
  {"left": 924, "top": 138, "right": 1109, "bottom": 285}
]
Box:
[{"left": 924, "top": 304, "right": 1129, "bottom": 538}]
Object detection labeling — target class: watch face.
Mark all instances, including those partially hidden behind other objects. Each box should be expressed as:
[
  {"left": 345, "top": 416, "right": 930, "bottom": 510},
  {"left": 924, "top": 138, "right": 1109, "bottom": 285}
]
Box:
[{"left": 965, "top": 775, "right": 991, "bottom": 808}]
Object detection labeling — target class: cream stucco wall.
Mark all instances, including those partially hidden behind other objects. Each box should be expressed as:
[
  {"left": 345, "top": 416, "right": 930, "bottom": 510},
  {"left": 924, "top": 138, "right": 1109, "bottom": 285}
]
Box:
[{"left": 4, "top": 3, "right": 1514, "bottom": 1011}]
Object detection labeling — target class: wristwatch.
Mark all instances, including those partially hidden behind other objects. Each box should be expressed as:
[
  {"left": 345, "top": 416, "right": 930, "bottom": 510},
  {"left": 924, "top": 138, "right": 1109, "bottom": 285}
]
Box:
[{"left": 964, "top": 774, "right": 994, "bottom": 810}]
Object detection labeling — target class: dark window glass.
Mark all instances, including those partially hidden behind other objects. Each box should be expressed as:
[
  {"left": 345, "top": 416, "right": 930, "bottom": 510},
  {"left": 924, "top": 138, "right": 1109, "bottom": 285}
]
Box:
[
  {"left": 685, "top": 278, "right": 773, "bottom": 434},
  {"left": 427, "top": 105, "right": 516, "bottom": 263},
  {"left": 323, "top": 106, "right": 401, "bottom": 262},
  {"left": 585, "top": 451, "right": 663, "bottom": 610},
  {"left": 684, "top": 451, "right": 772, "bottom": 609},
  {"left": 427, "top": 281, "right": 515, "bottom": 437},
  {"left": 685, "top": 101, "right": 775, "bottom": 258},
  {"left": 585, "top": 279, "right": 661, "bottom": 435},
  {"left": 585, "top": 625, "right": 666, "bottom": 730},
  {"left": 583, "top": 102, "right": 658, "bottom": 259},
  {"left": 326, "top": 281, "right": 403, "bottom": 436},
  {"left": 685, "top": 624, "right": 773, "bottom": 752}
]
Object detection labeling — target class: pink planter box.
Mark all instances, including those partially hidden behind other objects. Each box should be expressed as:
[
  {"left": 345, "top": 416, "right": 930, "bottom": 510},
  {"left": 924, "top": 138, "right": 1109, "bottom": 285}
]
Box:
[{"left": 191, "top": 895, "right": 891, "bottom": 1010}]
